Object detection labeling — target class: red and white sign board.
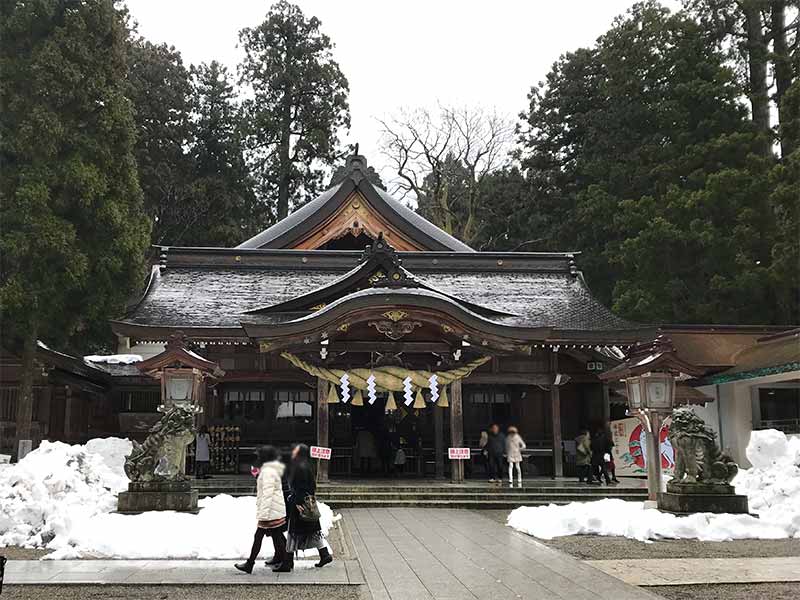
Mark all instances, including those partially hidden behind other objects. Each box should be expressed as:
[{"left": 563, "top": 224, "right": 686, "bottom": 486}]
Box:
[
  {"left": 448, "top": 447, "right": 471, "bottom": 460},
  {"left": 310, "top": 446, "right": 332, "bottom": 460}
]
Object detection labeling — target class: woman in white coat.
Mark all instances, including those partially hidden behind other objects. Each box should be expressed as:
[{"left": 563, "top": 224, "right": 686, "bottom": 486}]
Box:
[
  {"left": 235, "top": 446, "right": 287, "bottom": 573},
  {"left": 506, "top": 426, "right": 526, "bottom": 487}
]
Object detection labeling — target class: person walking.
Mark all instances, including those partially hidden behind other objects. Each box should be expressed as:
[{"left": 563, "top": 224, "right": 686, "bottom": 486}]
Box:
[
  {"left": 591, "top": 426, "right": 612, "bottom": 485},
  {"left": 194, "top": 425, "right": 211, "bottom": 479},
  {"left": 604, "top": 426, "right": 620, "bottom": 484},
  {"left": 575, "top": 427, "right": 593, "bottom": 484},
  {"left": 505, "top": 426, "right": 526, "bottom": 487},
  {"left": 486, "top": 423, "right": 506, "bottom": 483},
  {"left": 234, "top": 446, "right": 287, "bottom": 574},
  {"left": 275, "top": 444, "right": 332, "bottom": 572}
]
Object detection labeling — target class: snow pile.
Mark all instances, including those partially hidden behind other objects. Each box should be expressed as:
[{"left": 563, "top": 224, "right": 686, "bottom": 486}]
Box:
[
  {"left": 0, "top": 438, "right": 132, "bottom": 548},
  {"left": 0, "top": 437, "right": 338, "bottom": 559},
  {"left": 508, "top": 429, "right": 800, "bottom": 542},
  {"left": 84, "top": 354, "right": 142, "bottom": 364},
  {"left": 46, "top": 495, "right": 337, "bottom": 560},
  {"left": 732, "top": 429, "right": 800, "bottom": 536}
]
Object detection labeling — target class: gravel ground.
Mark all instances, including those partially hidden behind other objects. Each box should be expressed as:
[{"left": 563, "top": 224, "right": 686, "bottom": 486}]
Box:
[
  {"left": 0, "top": 547, "right": 49, "bottom": 560},
  {"left": 480, "top": 510, "right": 800, "bottom": 560},
  {"left": 0, "top": 585, "right": 362, "bottom": 600},
  {"left": 652, "top": 582, "right": 800, "bottom": 600},
  {"left": 540, "top": 535, "right": 800, "bottom": 560}
]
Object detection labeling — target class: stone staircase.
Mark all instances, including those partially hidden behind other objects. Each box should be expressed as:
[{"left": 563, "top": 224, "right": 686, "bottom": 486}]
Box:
[{"left": 192, "top": 477, "right": 648, "bottom": 509}]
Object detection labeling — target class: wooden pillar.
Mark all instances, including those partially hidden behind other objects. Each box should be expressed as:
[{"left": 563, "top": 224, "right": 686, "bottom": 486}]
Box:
[
  {"left": 434, "top": 405, "right": 444, "bottom": 479},
  {"left": 449, "top": 380, "right": 464, "bottom": 483},
  {"left": 550, "top": 352, "right": 563, "bottom": 479},
  {"left": 602, "top": 382, "right": 611, "bottom": 424},
  {"left": 316, "top": 377, "right": 329, "bottom": 482}
]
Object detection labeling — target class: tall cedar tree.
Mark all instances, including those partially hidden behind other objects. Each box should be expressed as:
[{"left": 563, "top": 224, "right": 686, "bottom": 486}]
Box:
[
  {"left": 126, "top": 38, "right": 193, "bottom": 246},
  {"left": 239, "top": 0, "right": 350, "bottom": 221},
  {"left": 184, "top": 61, "right": 260, "bottom": 246},
  {"left": 0, "top": 0, "right": 150, "bottom": 448},
  {"left": 518, "top": 2, "right": 792, "bottom": 324},
  {"left": 683, "top": 0, "right": 799, "bottom": 158}
]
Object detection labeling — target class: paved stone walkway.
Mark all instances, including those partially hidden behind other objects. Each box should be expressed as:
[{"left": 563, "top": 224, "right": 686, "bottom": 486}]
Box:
[
  {"left": 2, "top": 559, "right": 364, "bottom": 585},
  {"left": 587, "top": 557, "right": 800, "bottom": 586},
  {"left": 343, "top": 507, "right": 658, "bottom": 600}
]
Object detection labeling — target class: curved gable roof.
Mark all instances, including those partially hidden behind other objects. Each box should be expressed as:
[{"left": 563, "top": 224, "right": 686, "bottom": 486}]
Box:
[{"left": 236, "top": 155, "right": 473, "bottom": 252}]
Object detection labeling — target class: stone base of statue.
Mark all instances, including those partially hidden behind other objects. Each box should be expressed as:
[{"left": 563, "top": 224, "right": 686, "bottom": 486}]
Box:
[
  {"left": 117, "top": 480, "right": 199, "bottom": 514},
  {"left": 658, "top": 481, "right": 749, "bottom": 515}
]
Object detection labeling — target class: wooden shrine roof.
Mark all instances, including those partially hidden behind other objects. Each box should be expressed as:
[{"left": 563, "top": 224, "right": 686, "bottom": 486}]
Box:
[
  {"left": 235, "top": 155, "right": 474, "bottom": 252},
  {"left": 112, "top": 244, "right": 647, "bottom": 344}
]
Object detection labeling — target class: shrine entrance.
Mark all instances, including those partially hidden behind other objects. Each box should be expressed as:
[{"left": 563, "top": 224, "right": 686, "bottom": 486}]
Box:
[{"left": 328, "top": 391, "right": 447, "bottom": 479}]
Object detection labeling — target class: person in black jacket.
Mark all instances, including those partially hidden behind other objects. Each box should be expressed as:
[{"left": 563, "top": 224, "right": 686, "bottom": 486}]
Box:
[
  {"left": 591, "top": 426, "right": 612, "bottom": 485},
  {"left": 275, "top": 443, "right": 332, "bottom": 572},
  {"left": 486, "top": 423, "right": 506, "bottom": 483}
]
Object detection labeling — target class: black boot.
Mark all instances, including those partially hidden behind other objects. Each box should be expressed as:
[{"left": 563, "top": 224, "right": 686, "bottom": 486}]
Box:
[
  {"left": 265, "top": 555, "right": 282, "bottom": 566},
  {"left": 273, "top": 555, "right": 293, "bottom": 572},
  {"left": 315, "top": 546, "right": 333, "bottom": 568},
  {"left": 234, "top": 561, "right": 254, "bottom": 574}
]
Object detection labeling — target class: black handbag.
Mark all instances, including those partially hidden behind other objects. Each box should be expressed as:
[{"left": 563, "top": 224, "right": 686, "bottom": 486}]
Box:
[{"left": 297, "top": 494, "right": 321, "bottom": 522}]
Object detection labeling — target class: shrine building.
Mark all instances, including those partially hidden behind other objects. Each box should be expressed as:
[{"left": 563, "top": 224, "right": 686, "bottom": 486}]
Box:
[{"left": 1, "top": 154, "right": 796, "bottom": 478}]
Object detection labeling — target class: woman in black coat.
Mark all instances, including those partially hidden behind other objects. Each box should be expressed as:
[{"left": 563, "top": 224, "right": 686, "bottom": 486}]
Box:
[{"left": 275, "top": 443, "right": 332, "bottom": 571}]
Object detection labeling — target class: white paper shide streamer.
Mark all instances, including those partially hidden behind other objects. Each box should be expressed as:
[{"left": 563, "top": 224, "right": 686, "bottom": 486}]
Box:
[
  {"left": 340, "top": 373, "right": 350, "bottom": 403},
  {"left": 403, "top": 376, "right": 414, "bottom": 405},
  {"left": 366, "top": 373, "right": 377, "bottom": 404},
  {"left": 428, "top": 373, "right": 439, "bottom": 403}
]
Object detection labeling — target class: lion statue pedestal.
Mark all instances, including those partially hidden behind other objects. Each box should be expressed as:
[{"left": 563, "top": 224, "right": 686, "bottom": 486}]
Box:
[
  {"left": 657, "top": 408, "right": 748, "bottom": 514},
  {"left": 117, "top": 404, "right": 199, "bottom": 514}
]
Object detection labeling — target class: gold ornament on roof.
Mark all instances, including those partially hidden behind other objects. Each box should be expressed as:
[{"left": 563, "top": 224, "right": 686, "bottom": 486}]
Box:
[{"left": 383, "top": 310, "right": 408, "bottom": 322}]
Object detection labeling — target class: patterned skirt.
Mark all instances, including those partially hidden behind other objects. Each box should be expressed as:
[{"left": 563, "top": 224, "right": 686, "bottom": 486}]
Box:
[{"left": 286, "top": 531, "right": 326, "bottom": 552}]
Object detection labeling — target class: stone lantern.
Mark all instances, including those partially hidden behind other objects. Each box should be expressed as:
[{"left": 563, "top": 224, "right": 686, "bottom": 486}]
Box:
[{"left": 600, "top": 335, "right": 704, "bottom": 504}]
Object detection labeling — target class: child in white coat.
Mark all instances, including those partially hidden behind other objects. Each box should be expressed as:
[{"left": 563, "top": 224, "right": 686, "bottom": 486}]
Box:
[
  {"left": 235, "top": 446, "right": 287, "bottom": 574},
  {"left": 505, "top": 426, "right": 526, "bottom": 487}
]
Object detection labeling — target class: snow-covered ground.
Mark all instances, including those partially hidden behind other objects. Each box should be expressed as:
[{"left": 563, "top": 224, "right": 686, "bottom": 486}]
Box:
[
  {"left": 0, "top": 438, "right": 336, "bottom": 559},
  {"left": 509, "top": 429, "right": 800, "bottom": 542}
]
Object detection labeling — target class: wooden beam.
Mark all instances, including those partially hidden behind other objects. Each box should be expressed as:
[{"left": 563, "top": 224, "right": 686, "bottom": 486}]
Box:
[
  {"left": 434, "top": 406, "right": 444, "bottom": 479},
  {"left": 316, "top": 378, "right": 329, "bottom": 483},
  {"left": 550, "top": 352, "right": 563, "bottom": 479},
  {"left": 450, "top": 379, "right": 464, "bottom": 483}
]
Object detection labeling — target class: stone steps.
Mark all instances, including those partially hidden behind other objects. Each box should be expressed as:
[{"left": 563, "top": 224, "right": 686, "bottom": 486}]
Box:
[{"left": 191, "top": 479, "right": 648, "bottom": 507}]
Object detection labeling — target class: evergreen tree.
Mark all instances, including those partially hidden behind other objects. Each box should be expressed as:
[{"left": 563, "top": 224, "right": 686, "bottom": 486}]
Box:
[
  {"left": 683, "top": 0, "right": 799, "bottom": 158},
  {"left": 239, "top": 0, "right": 350, "bottom": 220},
  {"left": 126, "top": 37, "right": 193, "bottom": 245},
  {"left": 517, "top": 2, "right": 792, "bottom": 324},
  {"left": 183, "top": 61, "right": 260, "bottom": 246},
  {"left": 0, "top": 0, "right": 150, "bottom": 448}
]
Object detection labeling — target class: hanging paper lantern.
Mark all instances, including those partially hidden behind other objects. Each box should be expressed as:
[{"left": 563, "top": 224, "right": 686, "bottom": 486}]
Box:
[
  {"left": 340, "top": 372, "right": 350, "bottom": 403},
  {"left": 351, "top": 389, "right": 364, "bottom": 406},
  {"left": 326, "top": 384, "right": 339, "bottom": 404},
  {"left": 436, "top": 386, "right": 449, "bottom": 408},
  {"left": 385, "top": 391, "right": 397, "bottom": 411},
  {"left": 428, "top": 373, "right": 439, "bottom": 403},
  {"left": 403, "top": 376, "right": 414, "bottom": 405},
  {"left": 413, "top": 388, "right": 426, "bottom": 409},
  {"left": 366, "top": 373, "right": 377, "bottom": 404}
]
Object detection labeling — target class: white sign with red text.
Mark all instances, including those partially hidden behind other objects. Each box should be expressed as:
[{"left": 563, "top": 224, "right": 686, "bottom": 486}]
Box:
[
  {"left": 310, "top": 446, "right": 332, "bottom": 460},
  {"left": 448, "top": 447, "right": 471, "bottom": 460}
]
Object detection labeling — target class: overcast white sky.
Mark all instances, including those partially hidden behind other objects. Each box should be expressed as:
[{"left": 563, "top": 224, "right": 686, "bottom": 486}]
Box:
[{"left": 125, "top": 0, "right": 674, "bottom": 180}]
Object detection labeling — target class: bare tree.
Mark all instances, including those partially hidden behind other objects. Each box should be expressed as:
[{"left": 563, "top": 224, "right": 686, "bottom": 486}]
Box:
[{"left": 378, "top": 106, "right": 514, "bottom": 245}]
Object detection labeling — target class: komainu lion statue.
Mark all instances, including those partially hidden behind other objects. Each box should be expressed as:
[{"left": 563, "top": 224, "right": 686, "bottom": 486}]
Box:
[
  {"left": 669, "top": 408, "right": 738, "bottom": 485},
  {"left": 124, "top": 405, "right": 196, "bottom": 482}
]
